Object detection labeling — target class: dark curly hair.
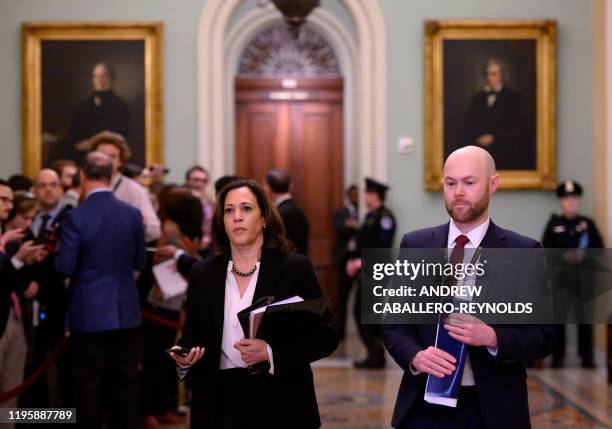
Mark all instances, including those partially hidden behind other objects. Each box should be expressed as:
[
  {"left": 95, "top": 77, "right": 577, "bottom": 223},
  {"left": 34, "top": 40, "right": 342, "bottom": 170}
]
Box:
[
  {"left": 157, "top": 185, "right": 203, "bottom": 240},
  {"left": 211, "top": 179, "right": 292, "bottom": 255}
]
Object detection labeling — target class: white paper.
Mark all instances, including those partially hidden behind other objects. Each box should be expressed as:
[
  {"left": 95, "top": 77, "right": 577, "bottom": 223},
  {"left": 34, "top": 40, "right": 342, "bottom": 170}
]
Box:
[
  {"left": 424, "top": 394, "right": 458, "bottom": 407},
  {"left": 248, "top": 295, "right": 304, "bottom": 338},
  {"left": 152, "top": 259, "right": 188, "bottom": 300}
]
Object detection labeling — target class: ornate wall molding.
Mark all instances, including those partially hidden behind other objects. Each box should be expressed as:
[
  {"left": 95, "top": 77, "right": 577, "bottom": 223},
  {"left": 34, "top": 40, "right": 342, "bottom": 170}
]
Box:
[{"left": 238, "top": 24, "right": 341, "bottom": 78}]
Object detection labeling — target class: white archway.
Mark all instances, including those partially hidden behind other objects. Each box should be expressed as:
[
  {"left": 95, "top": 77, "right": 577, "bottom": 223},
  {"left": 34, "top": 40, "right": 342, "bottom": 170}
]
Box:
[{"left": 197, "top": 0, "right": 387, "bottom": 183}]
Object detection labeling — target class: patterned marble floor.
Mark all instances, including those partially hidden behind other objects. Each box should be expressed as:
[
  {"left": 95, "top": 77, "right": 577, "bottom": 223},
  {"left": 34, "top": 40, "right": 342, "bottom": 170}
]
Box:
[
  {"left": 161, "top": 291, "right": 611, "bottom": 429},
  {"left": 161, "top": 351, "right": 612, "bottom": 429},
  {"left": 312, "top": 365, "right": 612, "bottom": 429}
]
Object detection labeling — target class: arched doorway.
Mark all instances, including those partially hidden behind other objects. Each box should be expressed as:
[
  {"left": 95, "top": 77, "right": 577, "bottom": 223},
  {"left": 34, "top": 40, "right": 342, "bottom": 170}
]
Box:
[
  {"left": 235, "top": 24, "right": 343, "bottom": 295},
  {"left": 197, "top": 0, "right": 388, "bottom": 184}
]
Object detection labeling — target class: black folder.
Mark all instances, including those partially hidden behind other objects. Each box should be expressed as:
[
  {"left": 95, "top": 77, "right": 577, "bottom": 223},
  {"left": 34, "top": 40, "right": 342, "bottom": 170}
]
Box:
[
  {"left": 237, "top": 295, "right": 275, "bottom": 340},
  {"left": 237, "top": 296, "right": 329, "bottom": 342}
]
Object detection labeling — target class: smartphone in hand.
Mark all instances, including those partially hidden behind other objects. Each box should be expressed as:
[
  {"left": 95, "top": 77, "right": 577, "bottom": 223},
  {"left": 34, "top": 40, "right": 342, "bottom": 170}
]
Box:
[{"left": 165, "top": 347, "right": 191, "bottom": 356}]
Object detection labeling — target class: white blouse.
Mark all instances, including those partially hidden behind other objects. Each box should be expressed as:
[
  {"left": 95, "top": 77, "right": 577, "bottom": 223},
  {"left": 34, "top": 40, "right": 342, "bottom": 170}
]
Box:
[{"left": 219, "top": 260, "right": 260, "bottom": 369}]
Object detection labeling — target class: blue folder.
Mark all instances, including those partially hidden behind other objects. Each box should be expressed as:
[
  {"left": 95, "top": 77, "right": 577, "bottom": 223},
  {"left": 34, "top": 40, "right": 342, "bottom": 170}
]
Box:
[{"left": 424, "top": 299, "right": 468, "bottom": 407}]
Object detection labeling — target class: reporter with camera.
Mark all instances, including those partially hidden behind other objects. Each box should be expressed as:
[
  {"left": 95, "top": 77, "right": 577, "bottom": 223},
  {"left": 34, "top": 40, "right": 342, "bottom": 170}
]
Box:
[
  {"left": 11, "top": 170, "right": 75, "bottom": 408},
  {"left": 0, "top": 181, "right": 46, "bottom": 420}
]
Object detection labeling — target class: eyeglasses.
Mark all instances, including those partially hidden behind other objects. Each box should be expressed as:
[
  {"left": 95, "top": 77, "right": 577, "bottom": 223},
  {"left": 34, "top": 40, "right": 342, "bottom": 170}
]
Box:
[{"left": 34, "top": 182, "right": 61, "bottom": 189}]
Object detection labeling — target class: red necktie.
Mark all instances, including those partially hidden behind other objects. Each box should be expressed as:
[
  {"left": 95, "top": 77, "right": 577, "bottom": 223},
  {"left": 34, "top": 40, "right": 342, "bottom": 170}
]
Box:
[{"left": 449, "top": 235, "right": 470, "bottom": 285}]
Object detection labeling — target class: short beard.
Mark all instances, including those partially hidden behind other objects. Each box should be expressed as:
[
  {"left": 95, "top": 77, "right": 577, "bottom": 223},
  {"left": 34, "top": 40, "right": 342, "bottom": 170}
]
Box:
[{"left": 445, "top": 188, "right": 489, "bottom": 224}]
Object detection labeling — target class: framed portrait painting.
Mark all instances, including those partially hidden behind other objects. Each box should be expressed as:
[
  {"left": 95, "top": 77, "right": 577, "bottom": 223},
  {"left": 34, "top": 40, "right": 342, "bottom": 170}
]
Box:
[
  {"left": 424, "top": 20, "right": 557, "bottom": 190},
  {"left": 22, "top": 22, "right": 163, "bottom": 176}
]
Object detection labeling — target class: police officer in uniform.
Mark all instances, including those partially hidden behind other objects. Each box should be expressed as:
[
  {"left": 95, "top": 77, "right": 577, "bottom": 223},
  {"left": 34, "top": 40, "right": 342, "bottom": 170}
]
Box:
[
  {"left": 347, "top": 178, "right": 396, "bottom": 369},
  {"left": 542, "top": 179, "right": 604, "bottom": 368}
]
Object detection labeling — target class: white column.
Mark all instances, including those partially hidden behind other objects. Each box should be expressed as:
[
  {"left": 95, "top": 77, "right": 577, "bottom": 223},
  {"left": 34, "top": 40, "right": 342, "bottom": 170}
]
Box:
[
  {"left": 591, "top": 0, "right": 612, "bottom": 350},
  {"left": 593, "top": 0, "right": 612, "bottom": 245}
]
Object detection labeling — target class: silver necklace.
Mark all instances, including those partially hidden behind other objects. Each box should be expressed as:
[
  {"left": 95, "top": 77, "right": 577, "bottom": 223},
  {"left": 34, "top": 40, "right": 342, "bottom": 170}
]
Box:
[{"left": 230, "top": 253, "right": 262, "bottom": 277}]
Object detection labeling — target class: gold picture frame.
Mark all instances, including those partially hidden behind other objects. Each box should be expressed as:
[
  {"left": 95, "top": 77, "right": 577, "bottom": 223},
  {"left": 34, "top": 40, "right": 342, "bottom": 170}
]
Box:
[
  {"left": 22, "top": 22, "right": 163, "bottom": 176},
  {"left": 424, "top": 20, "right": 557, "bottom": 190}
]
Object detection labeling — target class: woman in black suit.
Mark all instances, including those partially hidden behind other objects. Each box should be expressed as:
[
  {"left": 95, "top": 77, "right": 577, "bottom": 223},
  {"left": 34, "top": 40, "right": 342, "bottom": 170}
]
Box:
[{"left": 169, "top": 179, "right": 338, "bottom": 429}]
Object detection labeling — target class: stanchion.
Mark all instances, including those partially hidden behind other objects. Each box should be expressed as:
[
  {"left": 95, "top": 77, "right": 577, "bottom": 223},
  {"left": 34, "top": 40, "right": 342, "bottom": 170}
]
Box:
[{"left": 0, "top": 310, "right": 183, "bottom": 401}]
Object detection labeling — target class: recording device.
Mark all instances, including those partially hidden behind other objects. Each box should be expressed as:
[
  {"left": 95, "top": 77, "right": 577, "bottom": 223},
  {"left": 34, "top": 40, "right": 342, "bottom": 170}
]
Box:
[
  {"left": 165, "top": 347, "right": 192, "bottom": 356},
  {"left": 23, "top": 204, "right": 74, "bottom": 252},
  {"left": 149, "top": 165, "right": 170, "bottom": 174}
]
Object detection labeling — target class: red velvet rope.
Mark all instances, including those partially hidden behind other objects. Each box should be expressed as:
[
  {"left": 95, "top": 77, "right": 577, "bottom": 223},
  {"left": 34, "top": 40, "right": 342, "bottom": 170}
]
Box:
[
  {"left": 140, "top": 310, "right": 181, "bottom": 330},
  {"left": 0, "top": 334, "right": 69, "bottom": 403},
  {"left": 0, "top": 310, "right": 181, "bottom": 402}
]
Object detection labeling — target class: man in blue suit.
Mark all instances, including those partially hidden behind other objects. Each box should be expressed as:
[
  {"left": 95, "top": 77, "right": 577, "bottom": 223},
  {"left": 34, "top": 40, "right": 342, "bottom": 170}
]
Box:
[
  {"left": 55, "top": 151, "right": 146, "bottom": 428},
  {"left": 383, "top": 146, "right": 552, "bottom": 429}
]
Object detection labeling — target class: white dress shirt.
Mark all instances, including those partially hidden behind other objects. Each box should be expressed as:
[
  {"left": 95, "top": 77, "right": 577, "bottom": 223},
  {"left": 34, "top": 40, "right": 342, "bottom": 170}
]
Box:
[
  {"left": 274, "top": 193, "right": 292, "bottom": 207},
  {"left": 219, "top": 260, "right": 275, "bottom": 374},
  {"left": 447, "top": 218, "right": 490, "bottom": 386},
  {"left": 410, "top": 218, "right": 498, "bottom": 382},
  {"left": 31, "top": 203, "right": 64, "bottom": 238}
]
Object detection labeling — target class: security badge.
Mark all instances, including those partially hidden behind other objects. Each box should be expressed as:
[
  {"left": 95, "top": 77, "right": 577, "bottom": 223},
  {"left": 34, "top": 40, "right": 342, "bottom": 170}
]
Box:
[
  {"left": 552, "top": 225, "right": 566, "bottom": 233},
  {"left": 552, "top": 221, "right": 588, "bottom": 234},
  {"left": 380, "top": 216, "right": 394, "bottom": 231},
  {"left": 347, "top": 238, "right": 357, "bottom": 252}
]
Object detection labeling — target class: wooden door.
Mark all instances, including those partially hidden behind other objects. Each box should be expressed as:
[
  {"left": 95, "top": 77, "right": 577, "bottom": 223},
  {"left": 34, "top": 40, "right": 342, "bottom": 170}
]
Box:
[{"left": 235, "top": 78, "right": 343, "bottom": 297}]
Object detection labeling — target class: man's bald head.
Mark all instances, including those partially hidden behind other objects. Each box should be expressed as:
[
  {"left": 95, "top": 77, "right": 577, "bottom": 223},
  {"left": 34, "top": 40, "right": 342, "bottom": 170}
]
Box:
[
  {"left": 443, "top": 146, "right": 498, "bottom": 231},
  {"left": 33, "top": 168, "right": 62, "bottom": 210},
  {"left": 35, "top": 169, "right": 60, "bottom": 185},
  {"left": 444, "top": 146, "right": 496, "bottom": 179},
  {"left": 82, "top": 151, "right": 113, "bottom": 183}
]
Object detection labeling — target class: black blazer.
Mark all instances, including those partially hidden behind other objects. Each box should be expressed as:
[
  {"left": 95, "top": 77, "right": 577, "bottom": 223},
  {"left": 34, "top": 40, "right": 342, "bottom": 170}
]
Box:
[
  {"left": 383, "top": 222, "right": 553, "bottom": 429},
  {"left": 332, "top": 205, "right": 358, "bottom": 264},
  {"left": 0, "top": 252, "right": 17, "bottom": 337},
  {"left": 0, "top": 242, "right": 31, "bottom": 336},
  {"left": 178, "top": 249, "right": 339, "bottom": 429},
  {"left": 176, "top": 252, "right": 198, "bottom": 279},
  {"left": 277, "top": 198, "right": 310, "bottom": 256}
]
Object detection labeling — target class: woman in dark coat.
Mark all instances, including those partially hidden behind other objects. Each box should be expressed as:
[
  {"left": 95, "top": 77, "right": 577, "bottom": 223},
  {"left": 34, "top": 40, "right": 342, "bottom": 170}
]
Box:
[{"left": 169, "top": 179, "right": 338, "bottom": 429}]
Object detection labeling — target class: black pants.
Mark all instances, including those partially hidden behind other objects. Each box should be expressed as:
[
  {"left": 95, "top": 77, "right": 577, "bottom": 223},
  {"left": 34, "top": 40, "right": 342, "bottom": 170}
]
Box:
[
  {"left": 353, "top": 282, "right": 384, "bottom": 362},
  {"left": 333, "top": 260, "right": 354, "bottom": 340},
  {"left": 213, "top": 369, "right": 313, "bottom": 429},
  {"left": 399, "top": 387, "right": 486, "bottom": 429},
  {"left": 214, "top": 368, "right": 252, "bottom": 429},
  {"left": 552, "top": 324, "right": 593, "bottom": 364},
  {"left": 70, "top": 328, "right": 139, "bottom": 429},
  {"left": 19, "top": 304, "right": 73, "bottom": 411}
]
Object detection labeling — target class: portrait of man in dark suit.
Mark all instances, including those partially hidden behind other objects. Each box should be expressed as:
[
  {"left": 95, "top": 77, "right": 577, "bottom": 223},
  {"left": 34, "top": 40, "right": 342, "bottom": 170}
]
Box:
[
  {"left": 463, "top": 59, "right": 525, "bottom": 167},
  {"left": 68, "top": 62, "right": 131, "bottom": 156},
  {"left": 40, "top": 40, "right": 146, "bottom": 167},
  {"left": 443, "top": 40, "right": 537, "bottom": 171}
]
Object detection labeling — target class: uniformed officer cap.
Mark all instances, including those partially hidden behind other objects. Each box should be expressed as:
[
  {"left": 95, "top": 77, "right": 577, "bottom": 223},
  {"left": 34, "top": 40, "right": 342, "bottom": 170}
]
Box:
[
  {"left": 556, "top": 179, "right": 583, "bottom": 198},
  {"left": 365, "top": 177, "right": 389, "bottom": 200}
]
